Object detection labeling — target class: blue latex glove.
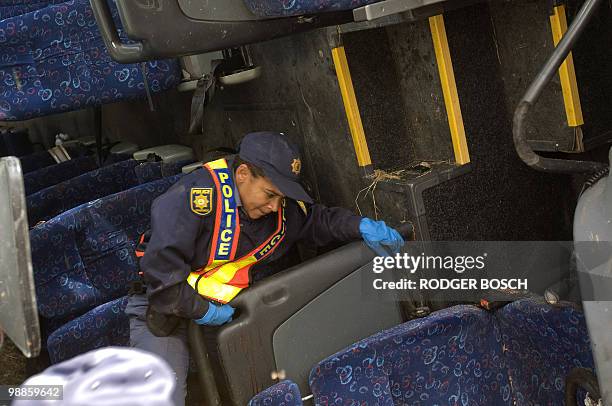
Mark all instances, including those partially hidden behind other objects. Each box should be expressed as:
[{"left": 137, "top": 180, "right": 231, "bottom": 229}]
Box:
[
  {"left": 194, "top": 302, "right": 235, "bottom": 326},
  {"left": 359, "top": 218, "right": 404, "bottom": 257}
]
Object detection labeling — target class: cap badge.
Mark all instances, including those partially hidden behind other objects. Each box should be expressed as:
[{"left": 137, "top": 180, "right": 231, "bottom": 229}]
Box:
[
  {"left": 190, "top": 188, "right": 213, "bottom": 216},
  {"left": 291, "top": 158, "right": 301, "bottom": 175}
]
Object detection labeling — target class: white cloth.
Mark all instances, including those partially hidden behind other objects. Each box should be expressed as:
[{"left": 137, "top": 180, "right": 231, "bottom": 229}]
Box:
[{"left": 13, "top": 347, "right": 175, "bottom": 406}]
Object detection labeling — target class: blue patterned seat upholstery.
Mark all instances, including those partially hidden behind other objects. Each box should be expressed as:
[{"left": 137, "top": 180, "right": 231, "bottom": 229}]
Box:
[
  {"left": 0, "top": 0, "right": 64, "bottom": 20},
  {"left": 242, "top": 0, "right": 382, "bottom": 18},
  {"left": 24, "top": 156, "right": 98, "bottom": 195},
  {"left": 495, "top": 298, "right": 595, "bottom": 405},
  {"left": 30, "top": 175, "right": 182, "bottom": 341},
  {"left": 248, "top": 380, "right": 303, "bottom": 406},
  {"left": 26, "top": 158, "right": 188, "bottom": 225},
  {"left": 309, "top": 305, "right": 510, "bottom": 405},
  {"left": 47, "top": 296, "right": 129, "bottom": 363},
  {"left": 0, "top": 0, "right": 181, "bottom": 121},
  {"left": 299, "top": 300, "right": 594, "bottom": 405}
]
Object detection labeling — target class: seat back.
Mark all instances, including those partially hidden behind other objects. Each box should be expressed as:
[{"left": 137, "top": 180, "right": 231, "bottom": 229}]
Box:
[
  {"left": 201, "top": 242, "right": 403, "bottom": 405},
  {"left": 248, "top": 380, "right": 303, "bottom": 406},
  {"left": 26, "top": 158, "right": 189, "bottom": 225},
  {"left": 309, "top": 305, "right": 511, "bottom": 405},
  {"left": 23, "top": 156, "right": 98, "bottom": 195},
  {"left": 0, "top": 0, "right": 181, "bottom": 121},
  {"left": 494, "top": 298, "right": 595, "bottom": 405},
  {"left": 30, "top": 174, "right": 182, "bottom": 339},
  {"left": 19, "top": 150, "right": 57, "bottom": 174},
  {"left": 46, "top": 296, "right": 130, "bottom": 364}
]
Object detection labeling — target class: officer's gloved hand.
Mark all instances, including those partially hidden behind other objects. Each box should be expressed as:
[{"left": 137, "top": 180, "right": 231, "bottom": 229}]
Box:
[
  {"left": 195, "top": 302, "right": 235, "bottom": 326},
  {"left": 359, "top": 218, "right": 404, "bottom": 257}
]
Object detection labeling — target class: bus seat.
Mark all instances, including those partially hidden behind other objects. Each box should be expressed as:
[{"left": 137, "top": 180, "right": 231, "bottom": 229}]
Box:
[
  {"left": 0, "top": 0, "right": 65, "bottom": 20},
  {"left": 20, "top": 150, "right": 59, "bottom": 174},
  {"left": 243, "top": 0, "right": 381, "bottom": 18},
  {"left": 494, "top": 298, "right": 595, "bottom": 405},
  {"left": 26, "top": 157, "right": 191, "bottom": 225},
  {"left": 309, "top": 305, "right": 510, "bottom": 405},
  {"left": 23, "top": 156, "right": 99, "bottom": 195},
  {"left": 248, "top": 380, "right": 303, "bottom": 406},
  {"left": 0, "top": 0, "right": 181, "bottom": 121},
  {"left": 247, "top": 294, "right": 596, "bottom": 405},
  {"left": 23, "top": 144, "right": 129, "bottom": 195},
  {"left": 30, "top": 174, "right": 182, "bottom": 341},
  {"left": 46, "top": 296, "right": 129, "bottom": 364}
]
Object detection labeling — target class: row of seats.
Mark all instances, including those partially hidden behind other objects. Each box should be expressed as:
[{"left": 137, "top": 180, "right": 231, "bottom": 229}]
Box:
[
  {"left": 31, "top": 174, "right": 183, "bottom": 361},
  {"left": 250, "top": 298, "right": 595, "bottom": 405},
  {"left": 26, "top": 157, "right": 189, "bottom": 225},
  {"left": 21, "top": 143, "right": 196, "bottom": 360},
  {"left": 23, "top": 154, "right": 125, "bottom": 196},
  {"left": 0, "top": 0, "right": 181, "bottom": 121}
]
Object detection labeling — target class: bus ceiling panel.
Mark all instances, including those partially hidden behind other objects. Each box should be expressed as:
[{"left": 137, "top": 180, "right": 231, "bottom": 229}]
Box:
[
  {"left": 0, "top": 157, "right": 40, "bottom": 358},
  {"left": 95, "top": 0, "right": 353, "bottom": 62}
]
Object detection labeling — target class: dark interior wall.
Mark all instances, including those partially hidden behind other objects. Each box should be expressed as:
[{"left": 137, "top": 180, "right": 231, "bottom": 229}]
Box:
[
  {"left": 101, "top": 88, "right": 191, "bottom": 148},
  {"left": 2, "top": 88, "right": 190, "bottom": 150},
  {"left": 344, "top": 19, "right": 453, "bottom": 170},
  {"left": 422, "top": 3, "right": 579, "bottom": 241},
  {"left": 570, "top": 0, "right": 612, "bottom": 148},
  {"left": 489, "top": 0, "right": 575, "bottom": 152},
  {"left": 194, "top": 31, "right": 371, "bottom": 210}
]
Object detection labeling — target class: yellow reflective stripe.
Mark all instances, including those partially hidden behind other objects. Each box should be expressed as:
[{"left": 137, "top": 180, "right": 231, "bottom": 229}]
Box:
[
  {"left": 550, "top": 5, "right": 584, "bottom": 127},
  {"left": 202, "top": 256, "right": 258, "bottom": 284},
  {"left": 206, "top": 158, "right": 228, "bottom": 170},
  {"left": 429, "top": 14, "right": 470, "bottom": 165},
  {"left": 332, "top": 46, "right": 372, "bottom": 168},
  {"left": 187, "top": 274, "right": 241, "bottom": 304}
]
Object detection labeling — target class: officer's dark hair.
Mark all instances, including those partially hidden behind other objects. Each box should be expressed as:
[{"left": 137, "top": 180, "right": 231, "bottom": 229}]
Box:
[{"left": 233, "top": 156, "right": 265, "bottom": 178}]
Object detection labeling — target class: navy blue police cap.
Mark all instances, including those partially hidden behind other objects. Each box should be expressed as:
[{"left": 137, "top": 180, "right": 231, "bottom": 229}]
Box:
[{"left": 238, "top": 132, "right": 313, "bottom": 204}]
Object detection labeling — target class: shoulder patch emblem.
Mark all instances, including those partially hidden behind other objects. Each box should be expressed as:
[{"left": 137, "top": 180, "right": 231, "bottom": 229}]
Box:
[{"left": 190, "top": 188, "right": 213, "bottom": 216}]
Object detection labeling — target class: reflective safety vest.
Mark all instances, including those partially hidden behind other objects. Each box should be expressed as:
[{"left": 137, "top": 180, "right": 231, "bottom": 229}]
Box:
[{"left": 186, "top": 158, "right": 287, "bottom": 303}]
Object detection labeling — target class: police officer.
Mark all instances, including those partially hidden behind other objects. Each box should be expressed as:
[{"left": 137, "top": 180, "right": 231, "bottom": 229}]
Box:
[{"left": 126, "top": 132, "right": 404, "bottom": 405}]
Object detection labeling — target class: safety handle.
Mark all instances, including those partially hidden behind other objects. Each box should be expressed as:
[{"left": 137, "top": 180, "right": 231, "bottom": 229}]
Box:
[{"left": 89, "top": 0, "right": 147, "bottom": 63}]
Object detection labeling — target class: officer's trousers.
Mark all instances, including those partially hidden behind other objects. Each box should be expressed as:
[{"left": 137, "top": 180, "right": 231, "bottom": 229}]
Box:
[{"left": 126, "top": 294, "right": 190, "bottom": 406}]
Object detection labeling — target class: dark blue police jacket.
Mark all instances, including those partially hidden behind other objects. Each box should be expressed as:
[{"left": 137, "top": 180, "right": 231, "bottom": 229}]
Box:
[{"left": 141, "top": 158, "right": 363, "bottom": 319}]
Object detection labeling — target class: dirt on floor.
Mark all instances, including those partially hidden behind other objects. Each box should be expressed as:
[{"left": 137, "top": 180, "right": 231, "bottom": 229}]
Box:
[{"left": 0, "top": 336, "right": 27, "bottom": 385}]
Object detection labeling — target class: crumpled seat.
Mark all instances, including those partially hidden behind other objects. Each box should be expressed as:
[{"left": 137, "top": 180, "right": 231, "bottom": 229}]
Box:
[
  {"left": 309, "top": 305, "right": 509, "bottom": 405},
  {"left": 297, "top": 299, "right": 594, "bottom": 405},
  {"left": 0, "top": 0, "right": 181, "bottom": 121},
  {"left": 30, "top": 174, "right": 182, "bottom": 342},
  {"left": 243, "top": 0, "right": 381, "bottom": 18},
  {"left": 47, "top": 296, "right": 129, "bottom": 364},
  {"left": 26, "top": 158, "right": 189, "bottom": 225},
  {"left": 495, "top": 298, "right": 595, "bottom": 405},
  {"left": 248, "top": 380, "right": 303, "bottom": 406}
]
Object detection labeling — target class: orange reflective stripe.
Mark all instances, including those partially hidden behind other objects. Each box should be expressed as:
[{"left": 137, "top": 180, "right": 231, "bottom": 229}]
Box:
[{"left": 135, "top": 233, "right": 146, "bottom": 257}]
